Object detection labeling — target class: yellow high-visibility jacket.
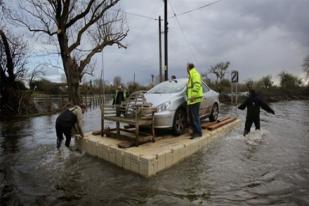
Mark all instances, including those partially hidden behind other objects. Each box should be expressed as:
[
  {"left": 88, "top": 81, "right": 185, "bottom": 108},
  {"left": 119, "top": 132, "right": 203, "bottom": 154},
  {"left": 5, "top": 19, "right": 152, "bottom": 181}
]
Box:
[{"left": 187, "top": 68, "right": 203, "bottom": 105}]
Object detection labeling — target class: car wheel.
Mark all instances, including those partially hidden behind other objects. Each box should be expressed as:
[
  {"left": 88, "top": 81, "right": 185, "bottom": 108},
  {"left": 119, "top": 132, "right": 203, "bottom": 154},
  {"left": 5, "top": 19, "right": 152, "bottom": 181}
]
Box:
[
  {"left": 209, "top": 103, "right": 219, "bottom": 122},
  {"left": 173, "top": 108, "right": 186, "bottom": 135}
]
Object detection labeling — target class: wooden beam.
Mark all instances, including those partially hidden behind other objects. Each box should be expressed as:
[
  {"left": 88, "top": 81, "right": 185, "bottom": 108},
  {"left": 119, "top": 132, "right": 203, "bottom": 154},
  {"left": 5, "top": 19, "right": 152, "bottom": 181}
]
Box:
[
  {"left": 206, "top": 117, "right": 237, "bottom": 130},
  {"left": 201, "top": 116, "right": 231, "bottom": 129}
]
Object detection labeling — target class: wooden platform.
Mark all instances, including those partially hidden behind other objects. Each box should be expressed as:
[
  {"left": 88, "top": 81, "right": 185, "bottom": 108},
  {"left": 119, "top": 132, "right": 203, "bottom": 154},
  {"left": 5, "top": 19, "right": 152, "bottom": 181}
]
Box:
[
  {"left": 76, "top": 117, "right": 240, "bottom": 177},
  {"left": 104, "top": 115, "right": 155, "bottom": 145}
]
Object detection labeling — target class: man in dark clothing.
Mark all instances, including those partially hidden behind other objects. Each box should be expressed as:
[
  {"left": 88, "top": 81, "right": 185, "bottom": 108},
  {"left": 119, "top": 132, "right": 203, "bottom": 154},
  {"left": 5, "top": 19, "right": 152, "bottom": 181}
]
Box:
[
  {"left": 238, "top": 89, "right": 275, "bottom": 136},
  {"left": 112, "top": 85, "right": 126, "bottom": 116},
  {"left": 55, "top": 104, "right": 86, "bottom": 149}
]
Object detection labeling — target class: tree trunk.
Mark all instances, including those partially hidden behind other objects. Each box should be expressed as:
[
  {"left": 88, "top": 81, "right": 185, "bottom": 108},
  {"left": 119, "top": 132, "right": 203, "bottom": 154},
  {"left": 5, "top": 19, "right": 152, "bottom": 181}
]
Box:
[
  {"left": 0, "top": 30, "right": 16, "bottom": 86},
  {"left": 65, "top": 60, "right": 81, "bottom": 105},
  {"left": 0, "top": 30, "right": 19, "bottom": 114},
  {"left": 58, "top": 32, "right": 81, "bottom": 105},
  {"left": 67, "top": 77, "right": 80, "bottom": 105}
]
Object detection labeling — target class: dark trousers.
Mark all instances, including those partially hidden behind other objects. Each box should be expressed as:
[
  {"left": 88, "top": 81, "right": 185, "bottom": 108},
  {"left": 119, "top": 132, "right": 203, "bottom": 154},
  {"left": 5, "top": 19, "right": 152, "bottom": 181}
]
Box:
[
  {"left": 244, "top": 116, "right": 260, "bottom": 136},
  {"left": 188, "top": 102, "right": 202, "bottom": 136},
  {"left": 56, "top": 124, "right": 72, "bottom": 148},
  {"left": 115, "top": 104, "right": 125, "bottom": 116}
]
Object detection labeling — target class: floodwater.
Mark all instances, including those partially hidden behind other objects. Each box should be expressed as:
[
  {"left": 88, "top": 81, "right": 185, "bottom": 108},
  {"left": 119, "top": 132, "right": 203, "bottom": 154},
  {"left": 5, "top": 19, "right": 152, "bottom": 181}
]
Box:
[{"left": 0, "top": 100, "right": 309, "bottom": 206}]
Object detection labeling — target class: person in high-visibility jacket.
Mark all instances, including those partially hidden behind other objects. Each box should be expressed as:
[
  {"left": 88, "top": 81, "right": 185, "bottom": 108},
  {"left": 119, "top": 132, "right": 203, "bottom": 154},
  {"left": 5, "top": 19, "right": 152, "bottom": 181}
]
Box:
[{"left": 186, "top": 63, "right": 203, "bottom": 139}]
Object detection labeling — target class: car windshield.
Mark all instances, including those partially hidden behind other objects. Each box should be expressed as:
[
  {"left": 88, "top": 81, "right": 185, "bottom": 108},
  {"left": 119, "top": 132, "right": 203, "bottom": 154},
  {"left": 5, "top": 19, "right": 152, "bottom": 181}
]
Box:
[{"left": 148, "top": 79, "right": 187, "bottom": 94}]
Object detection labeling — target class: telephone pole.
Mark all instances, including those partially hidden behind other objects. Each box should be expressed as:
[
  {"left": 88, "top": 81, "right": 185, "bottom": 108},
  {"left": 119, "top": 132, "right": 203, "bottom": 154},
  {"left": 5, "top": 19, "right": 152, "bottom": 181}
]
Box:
[
  {"left": 100, "top": 51, "right": 105, "bottom": 136},
  {"left": 164, "top": 0, "right": 168, "bottom": 81},
  {"left": 158, "top": 16, "right": 162, "bottom": 82},
  {"left": 133, "top": 72, "right": 136, "bottom": 84}
]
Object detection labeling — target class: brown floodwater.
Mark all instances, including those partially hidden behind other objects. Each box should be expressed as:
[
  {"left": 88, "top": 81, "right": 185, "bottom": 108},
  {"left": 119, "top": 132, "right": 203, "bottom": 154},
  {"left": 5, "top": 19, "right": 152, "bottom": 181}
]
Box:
[{"left": 0, "top": 100, "right": 309, "bottom": 206}]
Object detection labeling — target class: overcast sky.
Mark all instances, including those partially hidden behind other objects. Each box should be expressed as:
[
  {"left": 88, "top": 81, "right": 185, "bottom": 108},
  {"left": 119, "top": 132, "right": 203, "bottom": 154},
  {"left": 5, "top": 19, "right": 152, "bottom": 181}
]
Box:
[{"left": 10, "top": 0, "right": 309, "bottom": 85}]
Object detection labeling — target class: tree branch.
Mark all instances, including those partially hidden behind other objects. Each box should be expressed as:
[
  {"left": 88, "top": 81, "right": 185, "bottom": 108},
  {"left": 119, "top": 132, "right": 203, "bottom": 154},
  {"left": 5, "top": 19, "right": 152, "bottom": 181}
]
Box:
[
  {"left": 79, "top": 30, "right": 127, "bottom": 72},
  {"left": 10, "top": 0, "right": 58, "bottom": 36},
  {"left": 65, "top": 0, "right": 96, "bottom": 29},
  {"left": 10, "top": 15, "right": 57, "bottom": 36},
  {"left": 68, "top": 0, "right": 119, "bottom": 52}
]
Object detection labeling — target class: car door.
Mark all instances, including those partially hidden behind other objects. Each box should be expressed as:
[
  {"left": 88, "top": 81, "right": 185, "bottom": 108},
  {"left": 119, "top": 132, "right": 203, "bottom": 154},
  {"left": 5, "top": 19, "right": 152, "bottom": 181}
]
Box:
[
  {"left": 201, "top": 82, "right": 213, "bottom": 115},
  {"left": 199, "top": 82, "right": 209, "bottom": 117}
]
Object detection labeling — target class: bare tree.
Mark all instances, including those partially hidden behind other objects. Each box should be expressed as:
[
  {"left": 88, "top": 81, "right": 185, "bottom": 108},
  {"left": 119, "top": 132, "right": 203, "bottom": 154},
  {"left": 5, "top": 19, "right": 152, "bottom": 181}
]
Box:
[
  {"left": 0, "top": 29, "right": 27, "bottom": 87},
  {"left": 0, "top": 0, "right": 9, "bottom": 22},
  {"left": 28, "top": 65, "right": 45, "bottom": 90},
  {"left": 209, "top": 61, "right": 230, "bottom": 83},
  {"left": 245, "top": 79, "right": 254, "bottom": 90},
  {"left": 257, "top": 75, "right": 273, "bottom": 89},
  {"left": 0, "top": 0, "right": 3, "bottom": 12},
  {"left": 0, "top": 0, "right": 4, "bottom": 12},
  {"left": 303, "top": 55, "right": 309, "bottom": 79},
  {"left": 279, "top": 72, "right": 301, "bottom": 89},
  {"left": 113, "top": 76, "right": 121, "bottom": 87},
  {"left": 0, "top": 28, "right": 28, "bottom": 114},
  {"left": 12, "top": 0, "right": 128, "bottom": 104}
]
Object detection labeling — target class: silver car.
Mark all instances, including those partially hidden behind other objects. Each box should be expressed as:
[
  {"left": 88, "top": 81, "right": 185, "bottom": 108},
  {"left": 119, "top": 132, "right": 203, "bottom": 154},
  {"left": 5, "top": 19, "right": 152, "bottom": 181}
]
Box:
[{"left": 144, "top": 78, "right": 220, "bottom": 135}]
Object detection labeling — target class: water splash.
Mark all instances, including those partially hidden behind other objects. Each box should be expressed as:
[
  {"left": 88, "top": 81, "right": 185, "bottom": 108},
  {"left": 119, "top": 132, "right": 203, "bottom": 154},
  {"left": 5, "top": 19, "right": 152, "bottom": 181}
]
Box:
[
  {"left": 226, "top": 132, "right": 244, "bottom": 141},
  {"left": 226, "top": 129, "right": 270, "bottom": 146},
  {"left": 245, "top": 129, "right": 268, "bottom": 146}
]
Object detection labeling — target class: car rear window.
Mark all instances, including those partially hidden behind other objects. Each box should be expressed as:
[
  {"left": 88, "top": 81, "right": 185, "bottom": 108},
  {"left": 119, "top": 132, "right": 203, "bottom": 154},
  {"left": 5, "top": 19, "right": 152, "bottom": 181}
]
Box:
[{"left": 148, "top": 80, "right": 186, "bottom": 94}]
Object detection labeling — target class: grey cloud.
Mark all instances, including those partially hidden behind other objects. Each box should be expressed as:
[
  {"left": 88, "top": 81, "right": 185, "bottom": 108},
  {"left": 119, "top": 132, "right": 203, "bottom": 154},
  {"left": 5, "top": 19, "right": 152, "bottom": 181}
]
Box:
[
  {"left": 219, "top": 0, "right": 309, "bottom": 49},
  {"left": 10, "top": 0, "right": 308, "bottom": 84},
  {"left": 92, "top": 0, "right": 309, "bottom": 84}
]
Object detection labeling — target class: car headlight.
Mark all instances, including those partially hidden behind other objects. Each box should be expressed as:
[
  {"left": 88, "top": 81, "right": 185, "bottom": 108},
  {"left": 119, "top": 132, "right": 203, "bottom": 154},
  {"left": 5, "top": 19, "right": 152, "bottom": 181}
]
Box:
[{"left": 157, "top": 101, "right": 171, "bottom": 112}]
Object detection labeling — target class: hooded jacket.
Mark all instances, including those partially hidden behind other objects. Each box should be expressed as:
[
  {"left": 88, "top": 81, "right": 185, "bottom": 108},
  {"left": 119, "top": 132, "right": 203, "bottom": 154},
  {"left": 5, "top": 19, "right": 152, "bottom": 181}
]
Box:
[{"left": 238, "top": 91, "right": 275, "bottom": 119}]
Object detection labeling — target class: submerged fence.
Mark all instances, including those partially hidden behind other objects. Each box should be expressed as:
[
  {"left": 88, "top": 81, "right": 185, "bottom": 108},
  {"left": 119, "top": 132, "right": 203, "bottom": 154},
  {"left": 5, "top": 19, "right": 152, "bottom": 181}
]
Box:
[{"left": 33, "top": 94, "right": 114, "bottom": 114}]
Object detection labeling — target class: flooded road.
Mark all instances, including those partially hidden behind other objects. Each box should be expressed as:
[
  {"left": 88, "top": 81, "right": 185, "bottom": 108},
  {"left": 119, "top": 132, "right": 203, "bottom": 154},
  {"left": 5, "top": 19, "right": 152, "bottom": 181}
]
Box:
[{"left": 1, "top": 100, "right": 309, "bottom": 206}]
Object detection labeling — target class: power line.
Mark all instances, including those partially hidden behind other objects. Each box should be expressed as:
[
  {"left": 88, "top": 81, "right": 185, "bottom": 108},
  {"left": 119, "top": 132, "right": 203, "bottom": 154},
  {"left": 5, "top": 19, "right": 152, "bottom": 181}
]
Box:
[
  {"left": 169, "top": 0, "right": 222, "bottom": 18},
  {"left": 124, "top": 10, "right": 157, "bottom": 20},
  {"left": 26, "top": 52, "right": 60, "bottom": 58},
  {"left": 167, "top": 0, "right": 224, "bottom": 66},
  {"left": 111, "top": 8, "right": 157, "bottom": 21},
  {"left": 117, "top": 0, "right": 222, "bottom": 21},
  {"left": 118, "top": 0, "right": 222, "bottom": 21},
  {"left": 168, "top": 1, "right": 199, "bottom": 63}
]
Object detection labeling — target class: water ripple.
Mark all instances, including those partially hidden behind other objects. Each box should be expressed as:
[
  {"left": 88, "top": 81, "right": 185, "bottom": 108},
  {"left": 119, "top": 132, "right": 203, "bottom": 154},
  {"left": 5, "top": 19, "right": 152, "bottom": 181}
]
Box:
[{"left": 0, "top": 100, "right": 309, "bottom": 205}]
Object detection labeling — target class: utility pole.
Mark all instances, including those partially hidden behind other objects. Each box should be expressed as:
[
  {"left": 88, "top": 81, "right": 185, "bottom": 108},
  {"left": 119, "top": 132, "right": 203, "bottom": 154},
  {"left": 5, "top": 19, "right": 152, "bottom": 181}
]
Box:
[
  {"left": 151, "top": 74, "right": 154, "bottom": 86},
  {"left": 100, "top": 51, "right": 105, "bottom": 137},
  {"left": 158, "top": 16, "right": 162, "bottom": 82},
  {"left": 164, "top": 0, "right": 168, "bottom": 81},
  {"left": 133, "top": 72, "right": 136, "bottom": 84}
]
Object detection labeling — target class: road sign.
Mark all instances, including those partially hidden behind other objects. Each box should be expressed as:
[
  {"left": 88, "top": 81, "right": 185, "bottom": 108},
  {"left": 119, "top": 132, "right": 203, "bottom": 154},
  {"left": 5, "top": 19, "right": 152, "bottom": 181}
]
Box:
[{"left": 231, "top": 70, "right": 239, "bottom": 83}]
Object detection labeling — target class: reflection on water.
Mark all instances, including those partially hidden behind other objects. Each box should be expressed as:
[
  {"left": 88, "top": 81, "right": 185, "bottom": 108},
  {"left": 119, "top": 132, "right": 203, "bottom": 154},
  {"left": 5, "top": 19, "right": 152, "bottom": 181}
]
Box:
[{"left": 1, "top": 100, "right": 309, "bottom": 205}]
